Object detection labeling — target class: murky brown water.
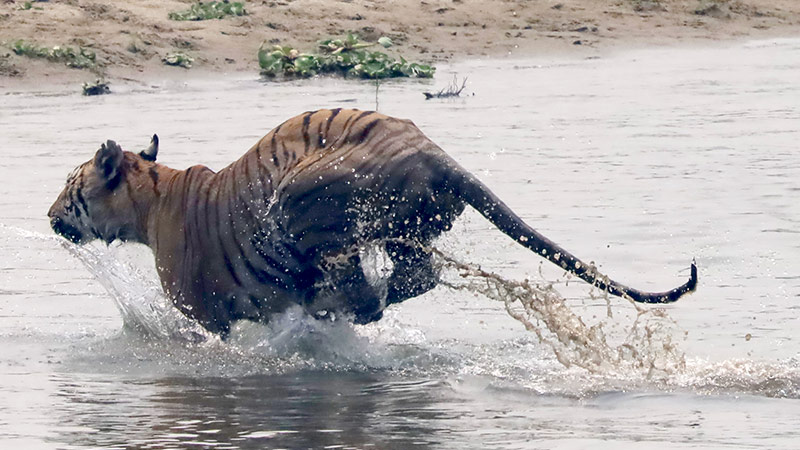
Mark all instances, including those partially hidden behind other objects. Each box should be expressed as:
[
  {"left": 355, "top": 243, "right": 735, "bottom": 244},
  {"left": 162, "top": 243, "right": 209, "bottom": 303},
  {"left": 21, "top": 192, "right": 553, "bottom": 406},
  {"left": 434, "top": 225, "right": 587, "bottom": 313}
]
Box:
[{"left": 2, "top": 39, "right": 800, "bottom": 448}]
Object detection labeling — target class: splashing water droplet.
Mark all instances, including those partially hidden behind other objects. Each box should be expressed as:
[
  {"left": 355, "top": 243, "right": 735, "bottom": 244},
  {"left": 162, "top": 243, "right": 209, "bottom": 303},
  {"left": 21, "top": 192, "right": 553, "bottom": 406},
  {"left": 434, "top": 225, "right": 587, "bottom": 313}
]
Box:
[{"left": 432, "top": 248, "right": 686, "bottom": 377}]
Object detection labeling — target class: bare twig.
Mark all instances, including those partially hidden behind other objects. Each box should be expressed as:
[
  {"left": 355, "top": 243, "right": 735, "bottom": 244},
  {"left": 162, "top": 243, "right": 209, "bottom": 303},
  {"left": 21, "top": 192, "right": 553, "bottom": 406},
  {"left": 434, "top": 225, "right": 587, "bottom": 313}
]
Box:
[{"left": 423, "top": 74, "right": 468, "bottom": 100}]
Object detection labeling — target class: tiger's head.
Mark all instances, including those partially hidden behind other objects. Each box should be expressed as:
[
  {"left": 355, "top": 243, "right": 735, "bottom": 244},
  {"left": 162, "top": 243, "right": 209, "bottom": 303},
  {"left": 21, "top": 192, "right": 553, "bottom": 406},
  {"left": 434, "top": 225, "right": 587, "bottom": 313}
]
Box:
[{"left": 48, "top": 135, "right": 160, "bottom": 245}]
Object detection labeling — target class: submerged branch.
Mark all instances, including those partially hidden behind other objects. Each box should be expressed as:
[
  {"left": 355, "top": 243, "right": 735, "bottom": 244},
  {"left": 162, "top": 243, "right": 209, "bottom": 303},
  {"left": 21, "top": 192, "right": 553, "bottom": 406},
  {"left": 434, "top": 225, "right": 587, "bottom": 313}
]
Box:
[{"left": 423, "top": 75, "right": 468, "bottom": 100}]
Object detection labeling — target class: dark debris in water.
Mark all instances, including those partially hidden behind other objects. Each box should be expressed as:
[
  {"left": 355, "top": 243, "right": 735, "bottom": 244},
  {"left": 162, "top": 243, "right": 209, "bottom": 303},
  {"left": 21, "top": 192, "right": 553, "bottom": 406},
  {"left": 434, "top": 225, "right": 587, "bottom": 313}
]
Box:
[
  {"left": 82, "top": 79, "right": 110, "bottom": 96},
  {"left": 423, "top": 75, "right": 468, "bottom": 100}
]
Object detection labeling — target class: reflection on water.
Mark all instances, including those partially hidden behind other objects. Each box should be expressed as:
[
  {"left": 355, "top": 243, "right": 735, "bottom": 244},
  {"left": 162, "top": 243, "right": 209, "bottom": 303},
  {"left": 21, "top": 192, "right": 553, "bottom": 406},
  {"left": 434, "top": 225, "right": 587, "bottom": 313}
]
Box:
[
  {"left": 53, "top": 373, "right": 453, "bottom": 450},
  {"left": 47, "top": 367, "right": 800, "bottom": 449},
  {"left": 2, "top": 38, "right": 800, "bottom": 448}
]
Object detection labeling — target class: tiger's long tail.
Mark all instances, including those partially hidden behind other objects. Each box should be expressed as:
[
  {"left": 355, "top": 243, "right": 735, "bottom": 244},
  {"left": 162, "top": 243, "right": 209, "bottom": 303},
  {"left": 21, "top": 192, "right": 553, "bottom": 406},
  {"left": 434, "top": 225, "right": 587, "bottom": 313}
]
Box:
[{"left": 452, "top": 168, "right": 697, "bottom": 304}]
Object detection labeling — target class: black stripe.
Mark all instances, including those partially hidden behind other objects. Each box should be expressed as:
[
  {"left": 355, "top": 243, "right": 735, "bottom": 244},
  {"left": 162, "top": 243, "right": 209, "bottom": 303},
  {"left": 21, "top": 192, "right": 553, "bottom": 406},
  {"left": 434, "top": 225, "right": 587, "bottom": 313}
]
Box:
[
  {"left": 270, "top": 125, "right": 282, "bottom": 167},
  {"left": 249, "top": 295, "right": 266, "bottom": 313},
  {"left": 201, "top": 176, "right": 219, "bottom": 282},
  {"left": 230, "top": 210, "right": 290, "bottom": 288},
  {"left": 105, "top": 172, "right": 122, "bottom": 191},
  {"left": 247, "top": 154, "right": 273, "bottom": 215},
  {"left": 281, "top": 140, "right": 292, "bottom": 165},
  {"left": 251, "top": 232, "right": 288, "bottom": 272},
  {"left": 270, "top": 230, "right": 306, "bottom": 269},
  {"left": 242, "top": 252, "right": 284, "bottom": 287},
  {"left": 149, "top": 166, "right": 160, "bottom": 196},
  {"left": 183, "top": 167, "right": 201, "bottom": 264},
  {"left": 231, "top": 214, "right": 283, "bottom": 285},
  {"left": 331, "top": 126, "right": 408, "bottom": 172},
  {"left": 229, "top": 167, "right": 291, "bottom": 288},
  {"left": 193, "top": 176, "right": 213, "bottom": 251},
  {"left": 223, "top": 253, "right": 243, "bottom": 286},
  {"left": 282, "top": 168, "right": 355, "bottom": 208},
  {"left": 123, "top": 176, "right": 139, "bottom": 218},
  {"left": 75, "top": 178, "right": 89, "bottom": 215},
  {"left": 192, "top": 174, "right": 214, "bottom": 285},
  {"left": 242, "top": 156, "right": 259, "bottom": 216},
  {"left": 352, "top": 119, "right": 381, "bottom": 144},
  {"left": 216, "top": 171, "right": 243, "bottom": 287},
  {"left": 301, "top": 111, "right": 313, "bottom": 154},
  {"left": 332, "top": 113, "right": 357, "bottom": 146},
  {"left": 238, "top": 154, "right": 288, "bottom": 275},
  {"left": 354, "top": 110, "right": 375, "bottom": 123},
  {"left": 317, "top": 117, "right": 325, "bottom": 148},
  {"left": 254, "top": 141, "right": 274, "bottom": 190},
  {"left": 324, "top": 108, "right": 342, "bottom": 143},
  {"left": 358, "top": 127, "right": 406, "bottom": 155}
]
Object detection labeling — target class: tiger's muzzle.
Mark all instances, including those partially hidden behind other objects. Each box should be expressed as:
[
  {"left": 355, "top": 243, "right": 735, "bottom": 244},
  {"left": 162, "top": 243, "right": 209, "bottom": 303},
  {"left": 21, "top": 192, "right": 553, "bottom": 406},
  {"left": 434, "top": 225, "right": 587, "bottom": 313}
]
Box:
[{"left": 49, "top": 215, "right": 84, "bottom": 244}]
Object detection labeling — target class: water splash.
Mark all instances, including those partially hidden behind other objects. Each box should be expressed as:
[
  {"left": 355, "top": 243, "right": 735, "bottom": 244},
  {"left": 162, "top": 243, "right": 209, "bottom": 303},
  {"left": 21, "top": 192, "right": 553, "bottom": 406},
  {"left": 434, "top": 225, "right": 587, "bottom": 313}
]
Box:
[
  {"left": 61, "top": 240, "right": 211, "bottom": 343},
  {"left": 33, "top": 230, "right": 448, "bottom": 375},
  {"left": 433, "top": 248, "right": 686, "bottom": 377},
  {"left": 674, "top": 358, "right": 800, "bottom": 398},
  {"left": 5, "top": 224, "right": 799, "bottom": 398}
]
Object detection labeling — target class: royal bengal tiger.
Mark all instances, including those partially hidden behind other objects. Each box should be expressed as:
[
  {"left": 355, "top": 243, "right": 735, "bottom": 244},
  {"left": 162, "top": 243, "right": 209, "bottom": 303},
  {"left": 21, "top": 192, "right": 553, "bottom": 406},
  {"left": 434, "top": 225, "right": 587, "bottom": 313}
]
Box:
[{"left": 48, "top": 108, "right": 697, "bottom": 336}]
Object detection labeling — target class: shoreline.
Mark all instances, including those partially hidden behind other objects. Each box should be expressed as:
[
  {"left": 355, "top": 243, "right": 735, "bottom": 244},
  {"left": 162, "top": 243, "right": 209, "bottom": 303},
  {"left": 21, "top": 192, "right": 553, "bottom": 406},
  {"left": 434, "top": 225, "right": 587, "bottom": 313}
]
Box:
[
  {"left": 2, "top": 35, "right": 795, "bottom": 95},
  {"left": 1, "top": 0, "right": 799, "bottom": 91}
]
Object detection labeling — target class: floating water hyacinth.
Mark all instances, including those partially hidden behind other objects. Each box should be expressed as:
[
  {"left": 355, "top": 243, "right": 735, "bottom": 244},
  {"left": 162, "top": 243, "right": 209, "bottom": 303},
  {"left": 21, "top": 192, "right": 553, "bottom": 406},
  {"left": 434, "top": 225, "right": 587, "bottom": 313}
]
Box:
[
  {"left": 168, "top": 1, "right": 247, "bottom": 21},
  {"left": 17, "top": 1, "right": 43, "bottom": 11},
  {"left": 163, "top": 52, "right": 194, "bottom": 68},
  {"left": 11, "top": 39, "right": 96, "bottom": 69},
  {"left": 258, "top": 33, "right": 435, "bottom": 80}
]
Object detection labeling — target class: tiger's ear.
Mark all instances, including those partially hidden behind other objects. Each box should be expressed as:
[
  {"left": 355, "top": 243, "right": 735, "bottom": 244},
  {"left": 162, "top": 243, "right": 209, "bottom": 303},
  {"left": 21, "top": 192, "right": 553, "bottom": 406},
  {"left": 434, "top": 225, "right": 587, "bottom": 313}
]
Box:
[
  {"left": 94, "top": 140, "right": 124, "bottom": 189},
  {"left": 139, "top": 134, "right": 158, "bottom": 162}
]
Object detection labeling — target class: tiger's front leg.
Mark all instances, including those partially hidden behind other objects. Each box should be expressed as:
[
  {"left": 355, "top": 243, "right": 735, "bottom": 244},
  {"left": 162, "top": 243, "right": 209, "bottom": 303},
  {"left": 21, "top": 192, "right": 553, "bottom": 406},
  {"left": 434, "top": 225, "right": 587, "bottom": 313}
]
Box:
[
  {"left": 309, "top": 252, "right": 386, "bottom": 324},
  {"left": 385, "top": 240, "right": 438, "bottom": 305}
]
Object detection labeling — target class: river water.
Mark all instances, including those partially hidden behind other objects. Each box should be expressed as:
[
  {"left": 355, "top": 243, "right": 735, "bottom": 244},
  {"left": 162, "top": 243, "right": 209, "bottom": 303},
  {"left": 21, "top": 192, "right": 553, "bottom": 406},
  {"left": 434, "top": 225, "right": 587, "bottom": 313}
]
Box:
[{"left": 2, "top": 39, "right": 800, "bottom": 449}]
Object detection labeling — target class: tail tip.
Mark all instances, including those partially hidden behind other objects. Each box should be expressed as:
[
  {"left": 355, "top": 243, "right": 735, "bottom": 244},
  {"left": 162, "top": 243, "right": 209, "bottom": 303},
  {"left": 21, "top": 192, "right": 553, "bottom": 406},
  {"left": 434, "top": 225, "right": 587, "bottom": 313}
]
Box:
[{"left": 688, "top": 258, "right": 698, "bottom": 292}]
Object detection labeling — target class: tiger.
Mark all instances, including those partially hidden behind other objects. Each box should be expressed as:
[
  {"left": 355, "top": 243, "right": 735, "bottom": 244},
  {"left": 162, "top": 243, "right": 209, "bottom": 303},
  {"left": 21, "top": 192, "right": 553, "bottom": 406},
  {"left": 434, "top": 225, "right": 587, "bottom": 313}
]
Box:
[{"left": 47, "top": 108, "right": 698, "bottom": 336}]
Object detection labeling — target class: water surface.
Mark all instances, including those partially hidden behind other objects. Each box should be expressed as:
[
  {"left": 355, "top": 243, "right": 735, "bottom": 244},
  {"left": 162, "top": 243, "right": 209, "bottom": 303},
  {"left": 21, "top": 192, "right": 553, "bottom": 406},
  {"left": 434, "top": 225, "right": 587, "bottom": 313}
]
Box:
[{"left": 2, "top": 39, "right": 800, "bottom": 448}]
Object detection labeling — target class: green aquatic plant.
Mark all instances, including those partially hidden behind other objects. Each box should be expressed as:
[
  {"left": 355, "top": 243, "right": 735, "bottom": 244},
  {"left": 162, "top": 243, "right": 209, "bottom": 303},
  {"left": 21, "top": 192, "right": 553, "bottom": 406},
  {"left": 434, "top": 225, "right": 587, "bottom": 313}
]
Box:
[
  {"left": 163, "top": 52, "right": 194, "bottom": 68},
  {"left": 11, "top": 39, "right": 96, "bottom": 69},
  {"left": 258, "top": 33, "right": 434, "bottom": 80},
  {"left": 18, "top": 1, "right": 44, "bottom": 10},
  {"left": 257, "top": 45, "right": 320, "bottom": 77},
  {"left": 318, "top": 33, "right": 393, "bottom": 54},
  {"left": 168, "top": 1, "right": 247, "bottom": 21}
]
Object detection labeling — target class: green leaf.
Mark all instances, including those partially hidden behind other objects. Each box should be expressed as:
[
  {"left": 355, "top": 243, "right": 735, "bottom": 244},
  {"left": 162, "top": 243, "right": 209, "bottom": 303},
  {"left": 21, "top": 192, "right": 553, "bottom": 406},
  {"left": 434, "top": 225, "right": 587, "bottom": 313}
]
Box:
[
  {"left": 10, "top": 40, "right": 96, "bottom": 69},
  {"left": 377, "top": 37, "right": 393, "bottom": 48},
  {"left": 344, "top": 33, "right": 360, "bottom": 49},
  {"left": 168, "top": 2, "right": 247, "bottom": 21},
  {"left": 292, "top": 54, "right": 320, "bottom": 77},
  {"left": 256, "top": 33, "right": 435, "bottom": 79},
  {"left": 163, "top": 52, "right": 193, "bottom": 68}
]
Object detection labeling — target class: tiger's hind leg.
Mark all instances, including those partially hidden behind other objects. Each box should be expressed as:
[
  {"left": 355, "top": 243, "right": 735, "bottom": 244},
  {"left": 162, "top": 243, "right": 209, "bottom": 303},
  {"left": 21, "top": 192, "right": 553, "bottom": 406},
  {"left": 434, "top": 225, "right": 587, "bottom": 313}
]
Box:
[
  {"left": 312, "top": 252, "right": 386, "bottom": 325},
  {"left": 385, "top": 240, "right": 438, "bottom": 306}
]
